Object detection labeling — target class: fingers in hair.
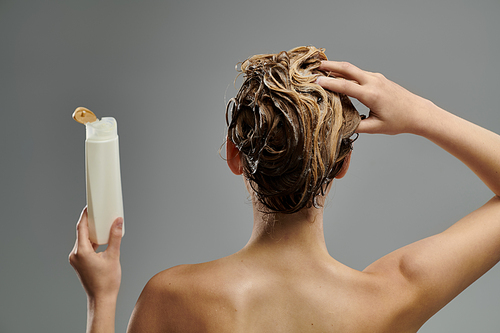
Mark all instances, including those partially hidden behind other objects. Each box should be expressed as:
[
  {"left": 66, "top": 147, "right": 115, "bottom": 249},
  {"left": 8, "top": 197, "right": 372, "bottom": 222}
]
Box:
[
  {"left": 318, "top": 61, "right": 369, "bottom": 84},
  {"left": 316, "top": 76, "right": 364, "bottom": 100}
]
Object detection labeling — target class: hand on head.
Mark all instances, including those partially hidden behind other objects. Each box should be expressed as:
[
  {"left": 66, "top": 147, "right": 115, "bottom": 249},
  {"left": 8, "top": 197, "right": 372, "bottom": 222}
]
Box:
[
  {"left": 69, "top": 207, "right": 123, "bottom": 301},
  {"left": 316, "top": 61, "right": 435, "bottom": 136}
]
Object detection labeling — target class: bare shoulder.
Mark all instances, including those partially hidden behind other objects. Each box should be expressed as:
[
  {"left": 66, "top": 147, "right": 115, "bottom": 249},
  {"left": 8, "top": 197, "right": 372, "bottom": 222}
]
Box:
[
  {"left": 126, "top": 264, "right": 192, "bottom": 332},
  {"left": 127, "top": 260, "right": 241, "bottom": 333},
  {"left": 145, "top": 263, "right": 203, "bottom": 292},
  {"left": 307, "top": 260, "right": 421, "bottom": 333}
]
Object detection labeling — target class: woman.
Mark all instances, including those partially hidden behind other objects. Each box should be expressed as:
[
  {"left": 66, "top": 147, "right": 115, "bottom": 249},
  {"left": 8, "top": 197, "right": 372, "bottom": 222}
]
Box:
[{"left": 69, "top": 46, "right": 500, "bottom": 332}]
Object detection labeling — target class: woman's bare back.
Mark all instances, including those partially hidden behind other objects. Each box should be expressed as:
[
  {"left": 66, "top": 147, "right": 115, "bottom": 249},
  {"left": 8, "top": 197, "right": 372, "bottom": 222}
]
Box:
[{"left": 128, "top": 247, "right": 422, "bottom": 333}]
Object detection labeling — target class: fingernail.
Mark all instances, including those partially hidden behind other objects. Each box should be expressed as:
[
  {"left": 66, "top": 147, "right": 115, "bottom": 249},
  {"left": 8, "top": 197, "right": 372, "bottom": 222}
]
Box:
[
  {"left": 315, "top": 77, "right": 323, "bottom": 84},
  {"left": 116, "top": 218, "right": 123, "bottom": 229}
]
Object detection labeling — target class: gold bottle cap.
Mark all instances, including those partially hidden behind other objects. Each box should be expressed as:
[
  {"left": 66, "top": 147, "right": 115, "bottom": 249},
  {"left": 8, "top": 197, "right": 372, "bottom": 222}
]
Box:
[{"left": 72, "top": 107, "right": 97, "bottom": 124}]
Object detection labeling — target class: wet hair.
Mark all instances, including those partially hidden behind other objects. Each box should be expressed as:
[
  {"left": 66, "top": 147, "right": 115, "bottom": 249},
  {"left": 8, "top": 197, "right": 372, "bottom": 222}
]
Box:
[{"left": 226, "top": 46, "right": 361, "bottom": 214}]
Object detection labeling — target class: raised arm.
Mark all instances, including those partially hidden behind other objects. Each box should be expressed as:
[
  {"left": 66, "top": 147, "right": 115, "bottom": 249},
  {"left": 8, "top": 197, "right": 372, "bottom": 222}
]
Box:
[{"left": 317, "top": 61, "right": 500, "bottom": 324}]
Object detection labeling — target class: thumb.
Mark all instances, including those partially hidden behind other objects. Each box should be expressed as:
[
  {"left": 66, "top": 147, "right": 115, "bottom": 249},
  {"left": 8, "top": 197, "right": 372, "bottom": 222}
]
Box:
[
  {"left": 355, "top": 116, "right": 381, "bottom": 134},
  {"left": 106, "top": 217, "right": 123, "bottom": 259}
]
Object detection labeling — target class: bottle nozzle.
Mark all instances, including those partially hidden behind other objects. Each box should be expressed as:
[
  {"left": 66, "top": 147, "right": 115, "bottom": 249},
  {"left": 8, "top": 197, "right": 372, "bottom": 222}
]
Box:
[{"left": 73, "top": 107, "right": 97, "bottom": 124}]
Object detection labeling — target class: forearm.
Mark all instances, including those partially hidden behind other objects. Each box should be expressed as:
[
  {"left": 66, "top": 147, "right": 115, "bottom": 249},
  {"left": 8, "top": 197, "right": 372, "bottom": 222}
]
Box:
[
  {"left": 415, "top": 104, "right": 500, "bottom": 196},
  {"left": 86, "top": 296, "right": 117, "bottom": 333}
]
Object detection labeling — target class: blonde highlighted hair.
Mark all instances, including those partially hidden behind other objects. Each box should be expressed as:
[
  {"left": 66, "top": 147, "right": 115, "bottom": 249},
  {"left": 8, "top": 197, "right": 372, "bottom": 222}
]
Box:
[{"left": 226, "top": 46, "right": 361, "bottom": 214}]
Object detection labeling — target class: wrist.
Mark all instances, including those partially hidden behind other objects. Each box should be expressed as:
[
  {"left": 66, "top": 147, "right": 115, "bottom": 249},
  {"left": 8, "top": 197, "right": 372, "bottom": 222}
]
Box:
[
  {"left": 409, "top": 100, "right": 448, "bottom": 137},
  {"left": 87, "top": 293, "right": 118, "bottom": 308},
  {"left": 85, "top": 281, "right": 121, "bottom": 305}
]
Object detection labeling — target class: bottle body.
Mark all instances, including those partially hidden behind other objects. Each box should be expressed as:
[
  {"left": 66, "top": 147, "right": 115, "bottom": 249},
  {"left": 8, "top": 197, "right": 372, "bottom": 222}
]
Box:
[{"left": 85, "top": 118, "right": 124, "bottom": 245}]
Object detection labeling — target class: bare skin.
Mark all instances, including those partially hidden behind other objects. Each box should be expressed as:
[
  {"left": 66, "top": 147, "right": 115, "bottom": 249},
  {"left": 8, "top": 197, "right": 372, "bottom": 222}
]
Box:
[{"left": 70, "top": 60, "right": 500, "bottom": 333}]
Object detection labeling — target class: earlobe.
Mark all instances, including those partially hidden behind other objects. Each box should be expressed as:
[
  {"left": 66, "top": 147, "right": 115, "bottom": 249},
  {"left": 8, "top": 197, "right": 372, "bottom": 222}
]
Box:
[
  {"left": 226, "top": 138, "right": 243, "bottom": 175},
  {"left": 334, "top": 151, "right": 351, "bottom": 179}
]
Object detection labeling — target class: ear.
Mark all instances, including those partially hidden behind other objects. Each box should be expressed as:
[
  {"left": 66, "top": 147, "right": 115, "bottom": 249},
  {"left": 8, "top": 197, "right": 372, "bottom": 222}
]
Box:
[
  {"left": 334, "top": 151, "right": 351, "bottom": 179},
  {"left": 226, "top": 138, "right": 243, "bottom": 175}
]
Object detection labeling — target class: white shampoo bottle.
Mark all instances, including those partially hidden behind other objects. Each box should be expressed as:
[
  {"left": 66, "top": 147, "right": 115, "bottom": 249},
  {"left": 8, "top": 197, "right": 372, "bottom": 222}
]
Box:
[{"left": 85, "top": 117, "right": 124, "bottom": 245}]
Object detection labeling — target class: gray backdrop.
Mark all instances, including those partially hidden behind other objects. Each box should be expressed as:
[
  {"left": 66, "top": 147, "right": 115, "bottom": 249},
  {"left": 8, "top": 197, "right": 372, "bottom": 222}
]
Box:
[{"left": 1, "top": 0, "right": 499, "bottom": 332}]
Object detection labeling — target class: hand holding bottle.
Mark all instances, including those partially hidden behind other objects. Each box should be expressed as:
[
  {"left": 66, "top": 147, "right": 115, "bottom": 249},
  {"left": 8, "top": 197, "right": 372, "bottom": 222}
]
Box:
[
  {"left": 69, "top": 207, "right": 123, "bottom": 332},
  {"left": 69, "top": 207, "right": 123, "bottom": 300}
]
